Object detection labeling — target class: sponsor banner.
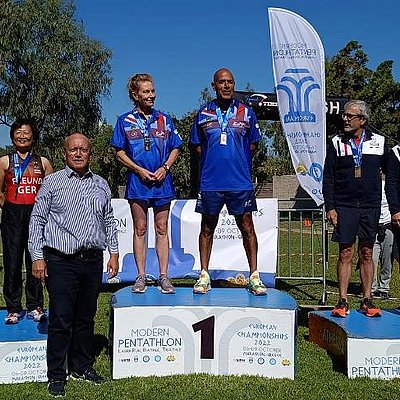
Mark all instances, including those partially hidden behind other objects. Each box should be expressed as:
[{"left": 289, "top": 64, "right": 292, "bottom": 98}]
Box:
[
  {"left": 104, "top": 199, "right": 278, "bottom": 286},
  {"left": 268, "top": 8, "right": 326, "bottom": 205},
  {"left": 348, "top": 339, "right": 400, "bottom": 379},
  {"left": 0, "top": 341, "right": 47, "bottom": 384},
  {"left": 112, "top": 306, "right": 295, "bottom": 379}
]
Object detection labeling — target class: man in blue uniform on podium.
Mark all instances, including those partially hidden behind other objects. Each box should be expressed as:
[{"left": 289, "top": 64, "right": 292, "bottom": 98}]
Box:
[{"left": 190, "top": 68, "right": 266, "bottom": 296}]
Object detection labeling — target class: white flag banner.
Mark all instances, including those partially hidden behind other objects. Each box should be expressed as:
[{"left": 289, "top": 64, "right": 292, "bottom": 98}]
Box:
[{"left": 268, "top": 8, "right": 326, "bottom": 205}]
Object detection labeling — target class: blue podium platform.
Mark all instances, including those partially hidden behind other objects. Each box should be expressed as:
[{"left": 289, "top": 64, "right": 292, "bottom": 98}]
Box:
[
  {"left": 112, "top": 286, "right": 297, "bottom": 310},
  {"left": 110, "top": 286, "right": 298, "bottom": 379},
  {"left": 0, "top": 310, "right": 47, "bottom": 384},
  {"left": 309, "top": 309, "right": 400, "bottom": 379}
]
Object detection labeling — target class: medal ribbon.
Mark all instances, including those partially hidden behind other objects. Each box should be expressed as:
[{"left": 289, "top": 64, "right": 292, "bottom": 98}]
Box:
[
  {"left": 13, "top": 152, "right": 32, "bottom": 185},
  {"left": 349, "top": 131, "right": 365, "bottom": 168},
  {"left": 134, "top": 110, "right": 153, "bottom": 143},
  {"left": 215, "top": 103, "right": 234, "bottom": 133}
]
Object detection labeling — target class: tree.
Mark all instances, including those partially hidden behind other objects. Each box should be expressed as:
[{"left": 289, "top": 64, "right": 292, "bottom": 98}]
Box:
[
  {"left": 90, "top": 123, "right": 126, "bottom": 198},
  {"left": 171, "top": 112, "right": 195, "bottom": 198},
  {"left": 326, "top": 40, "right": 400, "bottom": 143},
  {"left": 253, "top": 121, "right": 293, "bottom": 182},
  {"left": 0, "top": 0, "right": 112, "bottom": 166}
]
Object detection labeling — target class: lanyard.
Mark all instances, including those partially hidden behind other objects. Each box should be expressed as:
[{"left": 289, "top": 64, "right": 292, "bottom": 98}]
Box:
[
  {"left": 134, "top": 112, "right": 152, "bottom": 139},
  {"left": 215, "top": 104, "right": 234, "bottom": 133},
  {"left": 349, "top": 131, "right": 365, "bottom": 167},
  {"left": 13, "top": 152, "right": 32, "bottom": 184}
]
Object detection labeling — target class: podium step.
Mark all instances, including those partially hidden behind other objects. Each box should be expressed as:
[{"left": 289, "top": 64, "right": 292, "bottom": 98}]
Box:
[
  {"left": 0, "top": 310, "right": 47, "bottom": 383},
  {"left": 111, "top": 286, "right": 298, "bottom": 379},
  {"left": 309, "top": 309, "right": 400, "bottom": 379}
]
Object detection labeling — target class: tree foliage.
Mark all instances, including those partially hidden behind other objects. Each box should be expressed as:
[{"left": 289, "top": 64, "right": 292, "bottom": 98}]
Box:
[
  {"left": 326, "top": 40, "right": 400, "bottom": 143},
  {"left": 0, "top": 0, "right": 112, "bottom": 165},
  {"left": 90, "top": 123, "right": 126, "bottom": 198}
]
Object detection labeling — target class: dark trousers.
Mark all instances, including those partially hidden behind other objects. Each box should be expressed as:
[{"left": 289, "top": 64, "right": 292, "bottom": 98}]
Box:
[
  {"left": 2, "top": 202, "right": 43, "bottom": 313},
  {"left": 46, "top": 252, "right": 103, "bottom": 381}
]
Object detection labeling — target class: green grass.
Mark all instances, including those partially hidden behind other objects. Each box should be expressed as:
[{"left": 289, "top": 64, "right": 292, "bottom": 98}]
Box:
[{"left": 1, "top": 229, "right": 400, "bottom": 399}]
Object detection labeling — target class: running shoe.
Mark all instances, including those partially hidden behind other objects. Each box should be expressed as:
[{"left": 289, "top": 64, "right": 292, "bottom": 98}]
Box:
[
  {"left": 70, "top": 367, "right": 104, "bottom": 385},
  {"left": 47, "top": 380, "right": 66, "bottom": 397},
  {"left": 331, "top": 299, "right": 350, "bottom": 318},
  {"left": 27, "top": 307, "right": 45, "bottom": 322},
  {"left": 193, "top": 270, "right": 211, "bottom": 294},
  {"left": 4, "top": 312, "right": 21, "bottom": 325},
  {"left": 132, "top": 275, "right": 147, "bottom": 293},
  {"left": 359, "top": 298, "right": 382, "bottom": 317},
  {"left": 247, "top": 271, "right": 267, "bottom": 296},
  {"left": 158, "top": 275, "right": 175, "bottom": 294}
]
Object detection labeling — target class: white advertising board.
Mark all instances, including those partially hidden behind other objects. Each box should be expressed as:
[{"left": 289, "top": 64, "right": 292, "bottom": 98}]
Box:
[
  {"left": 0, "top": 340, "right": 47, "bottom": 384},
  {"left": 112, "top": 306, "right": 295, "bottom": 379},
  {"left": 104, "top": 198, "right": 278, "bottom": 286},
  {"left": 348, "top": 338, "right": 400, "bottom": 379}
]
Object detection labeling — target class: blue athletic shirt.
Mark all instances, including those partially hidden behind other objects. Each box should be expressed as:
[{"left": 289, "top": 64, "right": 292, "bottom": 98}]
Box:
[
  {"left": 190, "top": 99, "right": 261, "bottom": 191},
  {"left": 111, "top": 109, "right": 183, "bottom": 200}
]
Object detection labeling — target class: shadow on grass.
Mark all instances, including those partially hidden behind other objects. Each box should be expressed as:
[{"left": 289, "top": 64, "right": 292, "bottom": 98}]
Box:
[
  {"left": 325, "top": 279, "right": 362, "bottom": 297},
  {"left": 93, "top": 333, "right": 109, "bottom": 358}
]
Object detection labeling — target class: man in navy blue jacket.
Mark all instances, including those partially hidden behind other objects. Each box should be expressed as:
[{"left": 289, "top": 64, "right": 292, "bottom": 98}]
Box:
[{"left": 323, "top": 100, "right": 388, "bottom": 318}]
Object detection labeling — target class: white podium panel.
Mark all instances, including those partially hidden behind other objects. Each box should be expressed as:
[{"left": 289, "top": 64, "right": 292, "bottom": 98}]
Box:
[
  {"left": 111, "top": 287, "right": 297, "bottom": 379},
  {"left": 0, "top": 311, "right": 47, "bottom": 384}
]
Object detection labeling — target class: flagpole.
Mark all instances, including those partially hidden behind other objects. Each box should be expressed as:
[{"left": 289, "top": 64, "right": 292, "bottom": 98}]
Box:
[{"left": 320, "top": 204, "right": 328, "bottom": 305}]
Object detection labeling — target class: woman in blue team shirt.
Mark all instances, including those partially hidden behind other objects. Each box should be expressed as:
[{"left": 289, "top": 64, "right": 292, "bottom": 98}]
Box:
[{"left": 111, "top": 73, "right": 183, "bottom": 294}]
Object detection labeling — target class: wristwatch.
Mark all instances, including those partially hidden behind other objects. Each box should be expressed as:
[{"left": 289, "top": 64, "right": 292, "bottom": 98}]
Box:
[{"left": 162, "top": 163, "right": 170, "bottom": 172}]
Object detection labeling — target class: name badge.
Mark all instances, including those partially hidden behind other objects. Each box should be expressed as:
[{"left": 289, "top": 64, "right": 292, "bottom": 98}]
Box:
[
  {"left": 220, "top": 132, "right": 227, "bottom": 145},
  {"left": 354, "top": 166, "right": 361, "bottom": 178}
]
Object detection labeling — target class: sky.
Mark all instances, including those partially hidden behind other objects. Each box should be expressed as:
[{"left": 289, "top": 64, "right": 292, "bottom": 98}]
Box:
[{"left": 1, "top": 0, "right": 399, "bottom": 147}]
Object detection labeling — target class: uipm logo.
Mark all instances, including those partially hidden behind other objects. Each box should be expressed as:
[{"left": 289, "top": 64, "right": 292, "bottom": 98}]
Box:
[{"left": 277, "top": 68, "right": 320, "bottom": 124}]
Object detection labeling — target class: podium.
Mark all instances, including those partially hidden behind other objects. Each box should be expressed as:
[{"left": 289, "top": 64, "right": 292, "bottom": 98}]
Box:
[
  {"left": 309, "top": 309, "right": 400, "bottom": 379},
  {"left": 110, "top": 286, "right": 297, "bottom": 379},
  {"left": 0, "top": 310, "right": 47, "bottom": 383}
]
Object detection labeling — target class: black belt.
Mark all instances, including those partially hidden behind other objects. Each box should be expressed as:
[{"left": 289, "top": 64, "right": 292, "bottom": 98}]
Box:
[{"left": 45, "top": 247, "right": 103, "bottom": 259}]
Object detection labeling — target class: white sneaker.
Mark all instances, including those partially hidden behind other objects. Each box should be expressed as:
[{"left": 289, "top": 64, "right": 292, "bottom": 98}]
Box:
[
  {"left": 193, "top": 270, "right": 211, "bottom": 294},
  {"left": 4, "top": 312, "right": 21, "bottom": 324},
  {"left": 27, "top": 307, "right": 45, "bottom": 322}
]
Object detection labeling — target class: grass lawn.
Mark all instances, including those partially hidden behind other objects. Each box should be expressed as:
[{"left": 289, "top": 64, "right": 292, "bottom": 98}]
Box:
[{"left": 1, "top": 227, "right": 400, "bottom": 399}]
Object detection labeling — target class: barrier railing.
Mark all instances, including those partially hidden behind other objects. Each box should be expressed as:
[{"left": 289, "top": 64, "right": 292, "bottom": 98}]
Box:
[{"left": 276, "top": 200, "right": 328, "bottom": 304}]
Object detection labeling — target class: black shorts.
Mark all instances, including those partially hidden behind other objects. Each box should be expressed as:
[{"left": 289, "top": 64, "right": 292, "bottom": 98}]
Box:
[{"left": 332, "top": 206, "right": 380, "bottom": 244}]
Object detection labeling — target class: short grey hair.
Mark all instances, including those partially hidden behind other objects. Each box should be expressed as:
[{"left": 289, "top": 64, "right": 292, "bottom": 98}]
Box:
[{"left": 344, "top": 100, "right": 370, "bottom": 121}]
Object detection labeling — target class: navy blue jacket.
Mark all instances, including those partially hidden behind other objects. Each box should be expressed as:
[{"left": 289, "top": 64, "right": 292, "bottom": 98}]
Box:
[
  {"left": 385, "top": 145, "right": 400, "bottom": 215},
  {"left": 322, "top": 128, "right": 389, "bottom": 211}
]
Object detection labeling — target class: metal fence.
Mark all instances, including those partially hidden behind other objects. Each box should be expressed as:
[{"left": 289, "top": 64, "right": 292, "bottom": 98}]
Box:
[{"left": 276, "top": 200, "right": 328, "bottom": 304}]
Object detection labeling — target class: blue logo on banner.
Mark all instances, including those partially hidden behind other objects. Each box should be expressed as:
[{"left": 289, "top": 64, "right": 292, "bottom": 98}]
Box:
[
  {"left": 277, "top": 68, "right": 320, "bottom": 124},
  {"left": 309, "top": 163, "right": 323, "bottom": 182}
]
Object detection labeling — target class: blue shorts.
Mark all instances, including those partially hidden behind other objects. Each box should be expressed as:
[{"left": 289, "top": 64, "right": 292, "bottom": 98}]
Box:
[
  {"left": 128, "top": 196, "right": 173, "bottom": 208},
  {"left": 332, "top": 206, "right": 380, "bottom": 244},
  {"left": 195, "top": 190, "right": 257, "bottom": 216}
]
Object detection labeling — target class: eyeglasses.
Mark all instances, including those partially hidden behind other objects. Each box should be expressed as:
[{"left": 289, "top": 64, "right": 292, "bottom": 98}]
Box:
[{"left": 342, "top": 113, "right": 363, "bottom": 121}]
